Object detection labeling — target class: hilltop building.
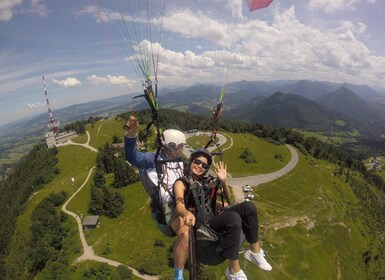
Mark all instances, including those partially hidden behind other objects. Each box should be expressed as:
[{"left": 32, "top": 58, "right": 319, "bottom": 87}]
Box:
[
  {"left": 45, "top": 132, "right": 56, "bottom": 148},
  {"left": 45, "top": 131, "right": 78, "bottom": 148}
]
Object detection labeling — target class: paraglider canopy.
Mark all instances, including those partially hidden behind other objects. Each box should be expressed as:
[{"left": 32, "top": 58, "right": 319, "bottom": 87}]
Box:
[{"left": 248, "top": 0, "right": 273, "bottom": 11}]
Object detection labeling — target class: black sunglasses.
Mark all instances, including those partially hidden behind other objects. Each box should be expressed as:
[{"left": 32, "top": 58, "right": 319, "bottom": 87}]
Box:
[{"left": 193, "top": 158, "right": 210, "bottom": 170}]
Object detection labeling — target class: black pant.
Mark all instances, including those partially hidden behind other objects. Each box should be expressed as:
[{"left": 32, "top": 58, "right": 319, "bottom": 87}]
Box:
[{"left": 208, "top": 201, "right": 259, "bottom": 260}]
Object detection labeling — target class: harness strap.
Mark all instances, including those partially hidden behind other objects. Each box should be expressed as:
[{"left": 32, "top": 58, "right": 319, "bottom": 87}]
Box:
[
  {"left": 155, "top": 155, "right": 185, "bottom": 203},
  {"left": 190, "top": 182, "right": 207, "bottom": 224}
]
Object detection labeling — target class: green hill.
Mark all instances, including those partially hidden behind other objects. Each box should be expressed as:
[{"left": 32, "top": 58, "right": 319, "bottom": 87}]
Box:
[
  {"left": 1, "top": 115, "right": 384, "bottom": 280},
  {"left": 227, "top": 92, "right": 379, "bottom": 139},
  {"left": 316, "top": 86, "right": 385, "bottom": 133}
]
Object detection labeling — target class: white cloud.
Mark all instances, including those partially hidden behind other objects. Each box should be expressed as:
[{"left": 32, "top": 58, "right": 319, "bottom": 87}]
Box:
[
  {"left": 308, "top": 0, "right": 359, "bottom": 13},
  {"left": 163, "top": 9, "right": 231, "bottom": 44},
  {"left": 78, "top": 5, "right": 137, "bottom": 24},
  {"left": 78, "top": 5, "right": 111, "bottom": 23},
  {"left": 0, "top": 0, "right": 48, "bottom": 21},
  {"left": 226, "top": 0, "right": 244, "bottom": 19},
  {"left": 0, "top": 0, "right": 22, "bottom": 21},
  {"left": 26, "top": 102, "right": 45, "bottom": 109},
  {"left": 52, "top": 77, "right": 81, "bottom": 87},
  {"left": 27, "top": 0, "right": 48, "bottom": 17},
  {"left": 155, "top": 5, "right": 385, "bottom": 87},
  {"left": 87, "top": 3, "right": 384, "bottom": 88},
  {"left": 87, "top": 75, "right": 135, "bottom": 87},
  {"left": 332, "top": 20, "right": 367, "bottom": 36}
]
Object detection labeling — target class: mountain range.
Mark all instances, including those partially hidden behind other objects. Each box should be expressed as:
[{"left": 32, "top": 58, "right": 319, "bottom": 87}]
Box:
[
  {"left": 1, "top": 79, "right": 385, "bottom": 154},
  {"left": 161, "top": 80, "right": 385, "bottom": 138}
]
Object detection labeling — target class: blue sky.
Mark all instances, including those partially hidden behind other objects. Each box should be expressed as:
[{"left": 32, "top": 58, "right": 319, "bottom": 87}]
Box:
[{"left": 1, "top": 0, "right": 384, "bottom": 127}]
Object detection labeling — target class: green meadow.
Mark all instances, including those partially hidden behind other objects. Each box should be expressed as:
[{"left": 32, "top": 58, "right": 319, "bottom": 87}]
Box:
[
  {"left": 187, "top": 132, "right": 291, "bottom": 177},
  {"left": 293, "top": 129, "right": 358, "bottom": 145},
  {"left": 250, "top": 155, "right": 368, "bottom": 279},
  {"left": 220, "top": 133, "right": 290, "bottom": 176},
  {"left": 11, "top": 117, "right": 379, "bottom": 279}
]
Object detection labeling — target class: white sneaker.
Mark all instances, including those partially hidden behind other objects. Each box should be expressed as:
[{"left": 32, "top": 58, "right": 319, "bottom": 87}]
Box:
[
  {"left": 244, "top": 249, "right": 272, "bottom": 271},
  {"left": 225, "top": 267, "right": 248, "bottom": 280}
]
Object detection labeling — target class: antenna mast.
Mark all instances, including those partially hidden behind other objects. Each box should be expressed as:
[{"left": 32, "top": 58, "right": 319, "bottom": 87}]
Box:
[{"left": 42, "top": 76, "right": 59, "bottom": 135}]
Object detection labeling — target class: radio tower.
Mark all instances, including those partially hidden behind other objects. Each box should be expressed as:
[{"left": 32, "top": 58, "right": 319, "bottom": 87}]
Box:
[{"left": 42, "top": 76, "right": 60, "bottom": 135}]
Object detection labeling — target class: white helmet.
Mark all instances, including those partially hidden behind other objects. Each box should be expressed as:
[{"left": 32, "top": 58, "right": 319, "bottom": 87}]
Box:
[{"left": 162, "top": 129, "right": 186, "bottom": 148}]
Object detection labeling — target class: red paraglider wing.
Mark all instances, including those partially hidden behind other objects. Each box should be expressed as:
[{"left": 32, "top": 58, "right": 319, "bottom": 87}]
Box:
[{"left": 248, "top": 0, "right": 273, "bottom": 11}]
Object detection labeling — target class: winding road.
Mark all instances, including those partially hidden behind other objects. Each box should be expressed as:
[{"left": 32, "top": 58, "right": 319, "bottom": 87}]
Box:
[
  {"left": 58, "top": 129, "right": 298, "bottom": 279},
  {"left": 227, "top": 144, "right": 298, "bottom": 202}
]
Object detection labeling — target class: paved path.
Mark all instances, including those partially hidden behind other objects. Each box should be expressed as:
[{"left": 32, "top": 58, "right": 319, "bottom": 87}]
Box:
[
  {"left": 227, "top": 144, "right": 299, "bottom": 202},
  {"left": 56, "top": 131, "right": 98, "bottom": 152}
]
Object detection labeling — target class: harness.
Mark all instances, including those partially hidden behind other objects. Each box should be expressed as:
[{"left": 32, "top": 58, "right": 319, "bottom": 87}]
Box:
[
  {"left": 204, "top": 100, "right": 224, "bottom": 161},
  {"left": 181, "top": 174, "right": 231, "bottom": 267},
  {"left": 180, "top": 175, "right": 230, "bottom": 225}
]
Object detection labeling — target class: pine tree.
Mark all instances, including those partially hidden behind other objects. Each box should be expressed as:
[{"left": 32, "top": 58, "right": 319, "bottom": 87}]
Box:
[{"left": 88, "top": 185, "right": 104, "bottom": 215}]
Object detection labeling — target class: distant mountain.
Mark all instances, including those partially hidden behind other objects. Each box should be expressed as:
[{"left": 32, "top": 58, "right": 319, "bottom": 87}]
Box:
[
  {"left": 159, "top": 83, "right": 265, "bottom": 114},
  {"left": 276, "top": 80, "right": 337, "bottom": 100},
  {"left": 158, "top": 84, "right": 218, "bottom": 116},
  {"left": 225, "top": 80, "right": 288, "bottom": 94},
  {"left": 316, "top": 86, "right": 385, "bottom": 132},
  {"left": 1, "top": 79, "right": 385, "bottom": 144},
  {"left": 275, "top": 80, "right": 385, "bottom": 104},
  {"left": 225, "top": 92, "right": 379, "bottom": 137},
  {"left": 159, "top": 80, "right": 289, "bottom": 112},
  {"left": 341, "top": 82, "right": 384, "bottom": 101}
]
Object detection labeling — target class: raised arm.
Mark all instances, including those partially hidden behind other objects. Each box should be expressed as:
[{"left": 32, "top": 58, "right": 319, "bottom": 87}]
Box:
[
  {"left": 124, "top": 115, "right": 155, "bottom": 169},
  {"left": 214, "top": 161, "right": 231, "bottom": 201}
]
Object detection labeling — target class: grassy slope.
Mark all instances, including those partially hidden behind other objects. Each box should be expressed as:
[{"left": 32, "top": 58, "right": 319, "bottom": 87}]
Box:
[
  {"left": 187, "top": 132, "right": 291, "bottom": 176},
  {"left": 87, "top": 118, "right": 124, "bottom": 149},
  {"left": 223, "top": 133, "right": 291, "bottom": 176},
  {"left": 247, "top": 154, "right": 368, "bottom": 279},
  {"left": 9, "top": 118, "right": 379, "bottom": 279}
]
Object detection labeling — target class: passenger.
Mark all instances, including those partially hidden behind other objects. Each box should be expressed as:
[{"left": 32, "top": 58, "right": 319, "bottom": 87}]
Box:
[{"left": 172, "top": 149, "right": 272, "bottom": 280}]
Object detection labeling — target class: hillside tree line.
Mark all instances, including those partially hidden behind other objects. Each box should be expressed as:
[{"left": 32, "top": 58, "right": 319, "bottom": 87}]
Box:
[{"left": 0, "top": 145, "right": 60, "bottom": 278}]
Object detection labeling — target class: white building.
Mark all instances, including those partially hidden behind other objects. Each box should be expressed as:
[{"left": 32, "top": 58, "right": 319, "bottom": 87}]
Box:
[
  {"left": 45, "top": 131, "right": 78, "bottom": 148},
  {"left": 45, "top": 132, "right": 56, "bottom": 148}
]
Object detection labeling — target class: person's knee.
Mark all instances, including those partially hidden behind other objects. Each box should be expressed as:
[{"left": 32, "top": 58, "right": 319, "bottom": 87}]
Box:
[
  {"left": 177, "top": 228, "right": 189, "bottom": 248},
  {"left": 178, "top": 228, "right": 189, "bottom": 240},
  {"left": 244, "top": 201, "right": 258, "bottom": 216},
  {"left": 227, "top": 212, "right": 242, "bottom": 228}
]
